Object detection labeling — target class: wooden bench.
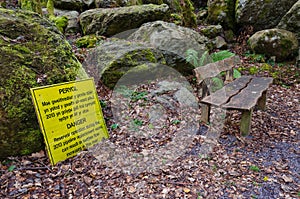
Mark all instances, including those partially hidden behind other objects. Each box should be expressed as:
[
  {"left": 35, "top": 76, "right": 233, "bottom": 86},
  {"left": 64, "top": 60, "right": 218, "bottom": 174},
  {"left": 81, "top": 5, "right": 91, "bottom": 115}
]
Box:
[{"left": 193, "top": 56, "right": 273, "bottom": 136}]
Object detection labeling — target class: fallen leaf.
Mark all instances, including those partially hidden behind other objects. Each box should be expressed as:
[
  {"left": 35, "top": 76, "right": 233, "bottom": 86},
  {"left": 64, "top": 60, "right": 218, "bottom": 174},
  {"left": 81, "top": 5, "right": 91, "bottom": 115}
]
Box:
[
  {"left": 183, "top": 188, "right": 190, "bottom": 193},
  {"left": 282, "top": 175, "right": 293, "bottom": 183},
  {"left": 30, "top": 150, "right": 45, "bottom": 158}
]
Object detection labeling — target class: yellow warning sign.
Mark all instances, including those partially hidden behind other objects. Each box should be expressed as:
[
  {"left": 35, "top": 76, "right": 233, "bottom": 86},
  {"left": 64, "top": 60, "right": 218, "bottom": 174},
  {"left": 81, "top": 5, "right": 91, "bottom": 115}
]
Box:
[{"left": 30, "top": 78, "right": 109, "bottom": 165}]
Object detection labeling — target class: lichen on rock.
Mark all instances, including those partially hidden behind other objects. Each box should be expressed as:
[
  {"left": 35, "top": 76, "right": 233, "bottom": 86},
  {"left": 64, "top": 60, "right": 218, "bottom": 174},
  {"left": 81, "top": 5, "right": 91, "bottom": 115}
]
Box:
[
  {"left": 82, "top": 39, "right": 166, "bottom": 89},
  {"left": 79, "top": 4, "right": 170, "bottom": 36},
  {"left": 248, "top": 28, "right": 299, "bottom": 61},
  {"left": 207, "top": 0, "right": 235, "bottom": 30},
  {"left": 0, "top": 8, "right": 87, "bottom": 159},
  {"left": 128, "top": 20, "right": 210, "bottom": 75},
  {"left": 277, "top": 1, "right": 300, "bottom": 42},
  {"left": 236, "top": 0, "right": 298, "bottom": 31}
]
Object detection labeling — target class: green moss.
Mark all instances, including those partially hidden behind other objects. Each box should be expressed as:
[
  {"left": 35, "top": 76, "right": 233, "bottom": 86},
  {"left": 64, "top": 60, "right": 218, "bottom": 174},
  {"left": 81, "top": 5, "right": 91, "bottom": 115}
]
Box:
[
  {"left": 75, "top": 35, "right": 104, "bottom": 48},
  {"left": 19, "top": 129, "right": 43, "bottom": 155},
  {"left": 248, "top": 66, "right": 259, "bottom": 75},
  {"left": 50, "top": 15, "right": 68, "bottom": 33},
  {"left": 13, "top": 45, "right": 31, "bottom": 54},
  {"left": 170, "top": 13, "right": 182, "bottom": 25},
  {"left": 180, "top": 0, "right": 197, "bottom": 28},
  {"left": 19, "top": 0, "right": 43, "bottom": 15},
  {"left": 127, "top": 0, "right": 143, "bottom": 6},
  {"left": 46, "top": 0, "right": 54, "bottom": 16},
  {"left": 261, "top": 63, "right": 272, "bottom": 71},
  {"left": 208, "top": 0, "right": 235, "bottom": 30},
  {"left": 101, "top": 48, "right": 164, "bottom": 89},
  {"left": 0, "top": 8, "right": 82, "bottom": 158}
]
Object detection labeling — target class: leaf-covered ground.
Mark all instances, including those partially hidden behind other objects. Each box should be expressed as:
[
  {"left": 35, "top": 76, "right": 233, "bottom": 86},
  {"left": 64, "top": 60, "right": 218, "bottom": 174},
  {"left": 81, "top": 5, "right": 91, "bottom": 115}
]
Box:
[
  {"left": 0, "top": 6, "right": 299, "bottom": 197},
  {"left": 1, "top": 60, "right": 299, "bottom": 198}
]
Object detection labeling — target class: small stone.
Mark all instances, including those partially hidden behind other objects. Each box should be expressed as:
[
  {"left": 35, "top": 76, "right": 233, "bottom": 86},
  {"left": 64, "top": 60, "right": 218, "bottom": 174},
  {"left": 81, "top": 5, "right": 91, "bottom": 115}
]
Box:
[{"left": 128, "top": 186, "right": 136, "bottom": 193}]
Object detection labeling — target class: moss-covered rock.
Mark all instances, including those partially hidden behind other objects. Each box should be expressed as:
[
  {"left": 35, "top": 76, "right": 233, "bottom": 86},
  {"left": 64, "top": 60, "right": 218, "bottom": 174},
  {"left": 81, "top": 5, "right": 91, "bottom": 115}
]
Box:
[
  {"left": 79, "top": 4, "right": 170, "bottom": 36},
  {"left": 19, "top": 0, "right": 43, "bottom": 15},
  {"left": 180, "top": 0, "right": 197, "bottom": 28},
  {"left": 53, "top": 0, "right": 94, "bottom": 12},
  {"left": 128, "top": 21, "right": 210, "bottom": 75},
  {"left": 207, "top": 0, "right": 235, "bottom": 30},
  {"left": 0, "top": 8, "right": 87, "bottom": 159},
  {"left": 82, "top": 39, "right": 166, "bottom": 89},
  {"left": 236, "top": 0, "right": 297, "bottom": 31},
  {"left": 49, "top": 15, "right": 68, "bottom": 33},
  {"left": 95, "top": 0, "right": 172, "bottom": 8},
  {"left": 248, "top": 28, "right": 299, "bottom": 61},
  {"left": 277, "top": 1, "right": 300, "bottom": 41},
  {"left": 95, "top": 0, "right": 126, "bottom": 8},
  {"left": 52, "top": 9, "right": 80, "bottom": 34},
  {"left": 75, "top": 34, "right": 105, "bottom": 48},
  {"left": 199, "top": 25, "right": 223, "bottom": 39}
]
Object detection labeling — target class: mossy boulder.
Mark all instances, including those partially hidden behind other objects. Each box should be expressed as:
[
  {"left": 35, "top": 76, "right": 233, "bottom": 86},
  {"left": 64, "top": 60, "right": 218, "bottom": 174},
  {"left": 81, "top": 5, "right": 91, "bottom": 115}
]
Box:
[
  {"left": 207, "top": 0, "right": 235, "bottom": 30},
  {"left": 199, "top": 25, "right": 223, "bottom": 39},
  {"left": 79, "top": 4, "right": 170, "bottom": 36},
  {"left": 248, "top": 28, "right": 299, "bottom": 61},
  {"left": 128, "top": 21, "right": 210, "bottom": 75},
  {"left": 95, "top": 0, "right": 173, "bottom": 9},
  {"left": 236, "top": 0, "right": 297, "bottom": 31},
  {"left": 75, "top": 34, "right": 105, "bottom": 48},
  {"left": 53, "top": 9, "right": 80, "bottom": 34},
  {"left": 277, "top": 1, "right": 300, "bottom": 42},
  {"left": 82, "top": 39, "right": 166, "bottom": 89},
  {"left": 95, "top": 0, "right": 127, "bottom": 8},
  {"left": 0, "top": 8, "right": 87, "bottom": 159},
  {"left": 53, "top": 0, "right": 94, "bottom": 12}
]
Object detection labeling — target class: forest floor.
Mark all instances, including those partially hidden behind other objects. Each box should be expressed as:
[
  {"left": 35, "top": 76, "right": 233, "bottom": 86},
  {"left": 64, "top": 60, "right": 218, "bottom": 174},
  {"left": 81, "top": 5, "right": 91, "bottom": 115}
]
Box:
[
  {"left": 1, "top": 42, "right": 299, "bottom": 198},
  {"left": 0, "top": 4, "right": 299, "bottom": 197}
]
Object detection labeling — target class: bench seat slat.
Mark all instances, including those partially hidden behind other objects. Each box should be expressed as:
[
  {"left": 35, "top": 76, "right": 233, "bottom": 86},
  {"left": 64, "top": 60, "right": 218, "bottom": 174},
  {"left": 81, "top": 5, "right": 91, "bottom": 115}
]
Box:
[
  {"left": 222, "top": 77, "right": 273, "bottom": 110},
  {"left": 201, "top": 76, "right": 252, "bottom": 106}
]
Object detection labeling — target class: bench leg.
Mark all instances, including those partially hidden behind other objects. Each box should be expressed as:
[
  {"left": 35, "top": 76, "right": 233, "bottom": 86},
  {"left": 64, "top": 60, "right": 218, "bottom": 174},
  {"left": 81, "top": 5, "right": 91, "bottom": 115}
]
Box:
[
  {"left": 257, "top": 90, "right": 267, "bottom": 111},
  {"left": 201, "top": 104, "right": 211, "bottom": 124},
  {"left": 240, "top": 108, "right": 253, "bottom": 136}
]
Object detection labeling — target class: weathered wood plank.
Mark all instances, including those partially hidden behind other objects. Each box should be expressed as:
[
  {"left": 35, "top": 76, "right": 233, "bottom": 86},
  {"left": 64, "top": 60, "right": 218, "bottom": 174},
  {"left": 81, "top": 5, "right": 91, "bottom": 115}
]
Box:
[
  {"left": 257, "top": 90, "right": 268, "bottom": 110},
  {"left": 201, "top": 104, "right": 211, "bottom": 123},
  {"left": 193, "top": 56, "right": 241, "bottom": 82},
  {"left": 240, "top": 108, "right": 253, "bottom": 136},
  {"left": 201, "top": 76, "right": 252, "bottom": 106},
  {"left": 222, "top": 77, "right": 273, "bottom": 110}
]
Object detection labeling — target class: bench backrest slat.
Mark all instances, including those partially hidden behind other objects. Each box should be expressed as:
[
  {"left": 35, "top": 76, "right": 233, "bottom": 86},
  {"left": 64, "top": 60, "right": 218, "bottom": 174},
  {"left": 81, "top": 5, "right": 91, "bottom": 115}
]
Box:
[{"left": 193, "top": 56, "right": 241, "bottom": 83}]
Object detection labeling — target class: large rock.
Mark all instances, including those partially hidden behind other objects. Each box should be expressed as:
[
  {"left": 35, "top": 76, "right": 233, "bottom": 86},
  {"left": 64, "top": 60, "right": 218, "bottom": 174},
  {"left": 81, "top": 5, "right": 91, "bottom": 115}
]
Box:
[
  {"left": 236, "top": 0, "right": 297, "bottom": 31},
  {"left": 0, "top": 9, "right": 87, "bottom": 159},
  {"left": 95, "top": 0, "right": 127, "bottom": 8},
  {"left": 277, "top": 1, "right": 300, "bottom": 41},
  {"left": 79, "top": 4, "right": 170, "bottom": 36},
  {"left": 95, "top": 0, "right": 174, "bottom": 9},
  {"left": 128, "top": 21, "right": 211, "bottom": 75},
  {"left": 53, "top": 0, "right": 95, "bottom": 11},
  {"left": 207, "top": 0, "right": 235, "bottom": 30},
  {"left": 54, "top": 9, "right": 80, "bottom": 34},
  {"left": 248, "top": 29, "right": 299, "bottom": 61},
  {"left": 82, "top": 39, "right": 166, "bottom": 88}
]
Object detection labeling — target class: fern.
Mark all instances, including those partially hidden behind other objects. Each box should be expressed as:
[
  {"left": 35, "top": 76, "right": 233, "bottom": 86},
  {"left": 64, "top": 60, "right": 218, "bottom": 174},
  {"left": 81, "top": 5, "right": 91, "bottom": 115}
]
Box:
[
  {"left": 233, "top": 68, "right": 241, "bottom": 78},
  {"left": 211, "top": 77, "right": 224, "bottom": 92},
  {"left": 211, "top": 50, "right": 235, "bottom": 62},
  {"left": 185, "top": 49, "right": 242, "bottom": 92},
  {"left": 198, "top": 51, "right": 209, "bottom": 67},
  {"left": 186, "top": 49, "right": 199, "bottom": 66}
]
